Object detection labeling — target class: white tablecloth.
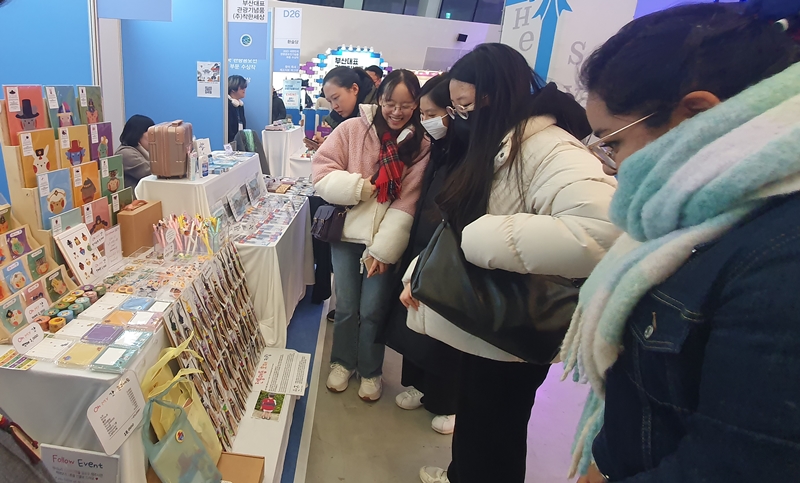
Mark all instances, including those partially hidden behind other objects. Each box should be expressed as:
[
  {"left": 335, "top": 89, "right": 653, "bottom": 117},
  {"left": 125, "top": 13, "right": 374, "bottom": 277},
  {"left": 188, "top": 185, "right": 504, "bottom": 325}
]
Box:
[
  {"left": 287, "top": 149, "right": 313, "bottom": 179},
  {"left": 135, "top": 153, "right": 262, "bottom": 216},
  {"left": 0, "top": 328, "right": 170, "bottom": 483},
  {"left": 262, "top": 127, "right": 305, "bottom": 178},
  {"left": 235, "top": 198, "right": 314, "bottom": 349}
]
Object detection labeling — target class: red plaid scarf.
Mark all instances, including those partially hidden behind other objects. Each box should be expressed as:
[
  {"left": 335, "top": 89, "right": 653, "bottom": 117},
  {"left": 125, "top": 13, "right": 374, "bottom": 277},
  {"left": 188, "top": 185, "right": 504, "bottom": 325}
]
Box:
[{"left": 374, "top": 131, "right": 406, "bottom": 203}]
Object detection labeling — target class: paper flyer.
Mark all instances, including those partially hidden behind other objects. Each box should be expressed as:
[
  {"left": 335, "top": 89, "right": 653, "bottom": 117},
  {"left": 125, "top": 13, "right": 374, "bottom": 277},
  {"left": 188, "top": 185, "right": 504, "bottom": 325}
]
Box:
[
  {"left": 251, "top": 348, "right": 310, "bottom": 397},
  {"left": 197, "top": 61, "right": 221, "bottom": 98}
]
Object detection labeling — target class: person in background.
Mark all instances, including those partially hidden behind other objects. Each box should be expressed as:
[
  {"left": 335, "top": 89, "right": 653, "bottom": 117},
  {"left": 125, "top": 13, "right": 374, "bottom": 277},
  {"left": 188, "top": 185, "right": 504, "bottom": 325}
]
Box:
[
  {"left": 228, "top": 75, "right": 247, "bottom": 142},
  {"left": 559, "top": 4, "right": 800, "bottom": 482},
  {"left": 312, "top": 69, "right": 430, "bottom": 402},
  {"left": 366, "top": 65, "right": 384, "bottom": 88},
  {"left": 319, "top": 67, "right": 377, "bottom": 132},
  {"left": 410, "top": 44, "right": 619, "bottom": 483},
  {"left": 272, "top": 88, "right": 287, "bottom": 122},
  {"left": 117, "top": 114, "right": 155, "bottom": 191},
  {"left": 386, "top": 73, "right": 460, "bottom": 435}
]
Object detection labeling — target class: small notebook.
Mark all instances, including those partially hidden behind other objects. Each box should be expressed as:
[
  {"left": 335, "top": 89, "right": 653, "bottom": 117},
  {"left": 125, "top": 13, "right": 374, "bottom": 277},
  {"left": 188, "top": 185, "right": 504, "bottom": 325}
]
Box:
[
  {"left": 81, "top": 324, "right": 124, "bottom": 345},
  {"left": 90, "top": 346, "right": 137, "bottom": 374},
  {"left": 56, "top": 342, "right": 104, "bottom": 368},
  {"left": 112, "top": 329, "right": 152, "bottom": 349},
  {"left": 103, "top": 310, "right": 134, "bottom": 326},
  {"left": 25, "top": 336, "right": 74, "bottom": 362},
  {"left": 54, "top": 318, "right": 97, "bottom": 339}
]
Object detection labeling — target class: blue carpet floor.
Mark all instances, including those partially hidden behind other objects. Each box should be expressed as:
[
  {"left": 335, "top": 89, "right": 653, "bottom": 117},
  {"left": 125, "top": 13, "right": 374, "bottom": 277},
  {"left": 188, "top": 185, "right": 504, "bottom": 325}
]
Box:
[{"left": 280, "top": 291, "right": 325, "bottom": 483}]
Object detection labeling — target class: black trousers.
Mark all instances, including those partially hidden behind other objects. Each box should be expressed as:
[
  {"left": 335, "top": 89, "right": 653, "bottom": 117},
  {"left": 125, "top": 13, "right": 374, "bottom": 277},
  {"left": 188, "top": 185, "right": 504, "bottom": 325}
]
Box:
[
  {"left": 447, "top": 353, "right": 551, "bottom": 483},
  {"left": 401, "top": 358, "right": 459, "bottom": 416}
]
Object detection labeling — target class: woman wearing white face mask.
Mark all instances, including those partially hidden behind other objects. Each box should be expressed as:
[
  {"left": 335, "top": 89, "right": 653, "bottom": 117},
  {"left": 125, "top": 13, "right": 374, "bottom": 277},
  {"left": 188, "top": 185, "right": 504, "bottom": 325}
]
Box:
[{"left": 383, "top": 74, "right": 461, "bottom": 435}]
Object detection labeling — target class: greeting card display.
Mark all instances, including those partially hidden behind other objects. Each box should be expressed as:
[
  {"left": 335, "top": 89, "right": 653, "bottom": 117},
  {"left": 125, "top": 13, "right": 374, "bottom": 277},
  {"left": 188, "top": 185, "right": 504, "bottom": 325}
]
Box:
[
  {"left": 26, "top": 248, "right": 50, "bottom": 280},
  {"left": 37, "top": 168, "right": 74, "bottom": 229},
  {"left": 89, "top": 122, "right": 114, "bottom": 161},
  {"left": 99, "top": 155, "right": 124, "bottom": 196},
  {"left": 57, "top": 125, "right": 90, "bottom": 168},
  {"left": 49, "top": 206, "right": 83, "bottom": 237},
  {"left": 5, "top": 227, "right": 31, "bottom": 260},
  {"left": 1, "top": 294, "right": 26, "bottom": 334},
  {"left": 53, "top": 224, "right": 106, "bottom": 285},
  {"left": 77, "top": 86, "right": 104, "bottom": 125},
  {"left": 19, "top": 128, "right": 57, "bottom": 188},
  {"left": 3, "top": 85, "right": 47, "bottom": 146},
  {"left": 3, "top": 260, "right": 30, "bottom": 293},
  {"left": 70, "top": 162, "right": 101, "bottom": 207},
  {"left": 45, "top": 267, "right": 69, "bottom": 301},
  {"left": 44, "top": 86, "right": 78, "bottom": 130},
  {"left": 83, "top": 198, "right": 111, "bottom": 236},
  {"left": 108, "top": 187, "right": 133, "bottom": 225}
]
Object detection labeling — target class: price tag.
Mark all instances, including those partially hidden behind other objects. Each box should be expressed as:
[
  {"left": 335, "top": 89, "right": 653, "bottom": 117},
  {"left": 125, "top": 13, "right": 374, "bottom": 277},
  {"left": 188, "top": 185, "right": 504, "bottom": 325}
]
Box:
[
  {"left": 84, "top": 203, "right": 93, "bottom": 224},
  {"left": 60, "top": 127, "right": 70, "bottom": 149},
  {"left": 95, "top": 255, "right": 108, "bottom": 275},
  {"left": 12, "top": 323, "right": 44, "bottom": 355},
  {"left": 21, "top": 133, "right": 34, "bottom": 157},
  {"left": 112, "top": 193, "right": 120, "bottom": 212},
  {"left": 165, "top": 228, "right": 176, "bottom": 244},
  {"left": 6, "top": 86, "right": 20, "bottom": 112},
  {"left": 101, "top": 158, "right": 110, "bottom": 178},
  {"left": 86, "top": 371, "right": 145, "bottom": 455},
  {"left": 91, "top": 229, "right": 106, "bottom": 248},
  {"left": 73, "top": 166, "right": 82, "bottom": 187},
  {"left": 46, "top": 87, "right": 58, "bottom": 109},
  {"left": 37, "top": 174, "right": 50, "bottom": 197},
  {"left": 52, "top": 217, "right": 63, "bottom": 235},
  {"left": 91, "top": 124, "right": 99, "bottom": 144},
  {"left": 79, "top": 86, "right": 88, "bottom": 107},
  {"left": 24, "top": 299, "right": 48, "bottom": 324}
]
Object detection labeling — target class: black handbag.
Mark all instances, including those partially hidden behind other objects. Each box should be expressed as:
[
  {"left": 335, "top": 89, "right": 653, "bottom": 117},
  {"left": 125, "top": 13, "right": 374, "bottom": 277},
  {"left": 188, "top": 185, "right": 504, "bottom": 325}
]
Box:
[
  {"left": 410, "top": 220, "right": 582, "bottom": 364},
  {"left": 311, "top": 205, "right": 349, "bottom": 243}
]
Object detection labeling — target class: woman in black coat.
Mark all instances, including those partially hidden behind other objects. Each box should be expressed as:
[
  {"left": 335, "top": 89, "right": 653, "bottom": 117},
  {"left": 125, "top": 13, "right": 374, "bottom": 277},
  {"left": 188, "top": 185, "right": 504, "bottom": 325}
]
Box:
[
  {"left": 228, "top": 75, "right": 247, "bottom": 143},
  {"left": 386, "top": 74, "right": 461, "bottom": 435}
]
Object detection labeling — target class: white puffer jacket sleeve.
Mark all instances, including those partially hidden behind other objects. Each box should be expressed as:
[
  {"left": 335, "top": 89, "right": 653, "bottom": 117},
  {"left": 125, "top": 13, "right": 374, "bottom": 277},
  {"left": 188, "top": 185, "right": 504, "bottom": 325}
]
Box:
[{"left": 462, "top": 124, "right": 619, "bottom": 279}]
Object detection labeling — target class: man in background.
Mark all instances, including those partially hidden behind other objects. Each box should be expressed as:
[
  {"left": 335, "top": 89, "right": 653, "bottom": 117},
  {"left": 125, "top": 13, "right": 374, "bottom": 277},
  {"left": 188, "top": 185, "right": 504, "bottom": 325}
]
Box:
[{"left": 365, "top": 65, "right": 383, "bottom": 88}]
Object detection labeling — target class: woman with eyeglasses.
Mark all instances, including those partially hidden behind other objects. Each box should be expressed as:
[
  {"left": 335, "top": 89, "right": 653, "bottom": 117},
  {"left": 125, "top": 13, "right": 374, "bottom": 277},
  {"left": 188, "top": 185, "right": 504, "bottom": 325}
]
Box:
[
  {"left": 561, "top": 3, "right": 800, "bottom": 483},
  {"left": 410, "top": 43, "right": 620, "bottom": 483},
  {"left": 382, "top": 73, "right": 461, "bottom": 435},
  {"left": 312, "top": 69, "right": 430, "bottom": 402}
]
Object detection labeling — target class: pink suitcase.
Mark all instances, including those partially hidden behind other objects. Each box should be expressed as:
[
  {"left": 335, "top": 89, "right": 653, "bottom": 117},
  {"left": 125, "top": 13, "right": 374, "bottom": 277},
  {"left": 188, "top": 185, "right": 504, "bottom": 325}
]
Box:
[{"left": 148, "top": 120, "right": 193, "bottom": 178}]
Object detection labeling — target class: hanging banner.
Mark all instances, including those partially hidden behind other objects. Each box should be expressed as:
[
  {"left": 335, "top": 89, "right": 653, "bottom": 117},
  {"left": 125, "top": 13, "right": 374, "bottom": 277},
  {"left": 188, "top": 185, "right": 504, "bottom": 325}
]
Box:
[
  {"left": 501, "top": 0, "right": 637, "bottom": 105},
  {"left": 227, "top": 1, "right": 272, "bottom": 136},
  {"left": 274, "top": 7, "right": 302, "bottom": 73}
]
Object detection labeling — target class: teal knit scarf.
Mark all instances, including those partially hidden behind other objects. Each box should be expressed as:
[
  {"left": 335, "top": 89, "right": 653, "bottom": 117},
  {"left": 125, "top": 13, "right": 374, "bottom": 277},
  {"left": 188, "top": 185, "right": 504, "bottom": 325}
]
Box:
[{"left": 560, "top": 62, "right": 800, "bottom": 477}]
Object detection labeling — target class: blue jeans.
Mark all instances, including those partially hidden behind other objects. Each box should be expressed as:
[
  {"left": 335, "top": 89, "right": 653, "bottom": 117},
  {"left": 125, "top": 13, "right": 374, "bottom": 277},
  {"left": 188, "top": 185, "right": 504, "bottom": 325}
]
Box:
[{"left": 330, "top": 241, "right": 395, "bottom": 378}]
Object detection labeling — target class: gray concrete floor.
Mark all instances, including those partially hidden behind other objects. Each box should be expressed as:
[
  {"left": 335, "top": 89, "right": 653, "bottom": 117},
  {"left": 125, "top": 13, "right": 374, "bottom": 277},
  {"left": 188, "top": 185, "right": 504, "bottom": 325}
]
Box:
[{"left": 305, "top": 323, "right": 588, "bottom": 483}]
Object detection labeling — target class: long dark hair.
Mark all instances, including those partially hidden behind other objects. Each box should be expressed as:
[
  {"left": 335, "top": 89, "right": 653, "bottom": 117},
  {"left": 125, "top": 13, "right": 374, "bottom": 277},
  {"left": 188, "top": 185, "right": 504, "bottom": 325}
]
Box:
[
  {"left": 437, "top": 43, "right": 545, "bottom": 231},
  {"left": 119, "top": 114, "right": 155, "bottom": 147},
  {"left": 370, "top": 69, "right": 426, "bottom": 166},
  {"left": 581, "top": 3, "right": 800, "bottom": 127},
  {"left": 418, "top": 73, "right": 451, "bottom": 110},
  {"left": 323, "top": 66, "right": 376, "bottom": 117}
]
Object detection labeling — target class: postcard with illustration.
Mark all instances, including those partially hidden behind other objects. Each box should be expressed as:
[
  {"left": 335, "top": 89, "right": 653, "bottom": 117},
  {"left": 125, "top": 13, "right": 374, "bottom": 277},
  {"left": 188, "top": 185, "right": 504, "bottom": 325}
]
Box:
[
  {"left": 18, "top": 128, "right": 57, "bottom": 188},
  {"left": 26, "top": 248, "right": 50, "bottom": 280},
  {"left": 5, "top": 227, "right": 32, "bottom": 260},
  {"left": 58, "top": 125, "right": 91, "bottom": 168},
  {"left": 77, "top": 86, "right": 104, "bottom": 125},
  {"left": 99, "top": 154, "right": 124, "bottom": 197},
  {"left": 37, "top": 168, "right": 74, "bottom": 230},
  {"left": 89, "top": 122, "right": 114, "bottom": 161},
  {"left": 45, "top": 86, "right": 79, "bottom": 131},
  {"left": 3, "top": 85, "right": 47, "bottom": 146},
  {"left": 70, "top": 162, "right": 101, "bottom": 207},
  {"left": 3, "top": 260, "right": 30, "bottom": 294}
]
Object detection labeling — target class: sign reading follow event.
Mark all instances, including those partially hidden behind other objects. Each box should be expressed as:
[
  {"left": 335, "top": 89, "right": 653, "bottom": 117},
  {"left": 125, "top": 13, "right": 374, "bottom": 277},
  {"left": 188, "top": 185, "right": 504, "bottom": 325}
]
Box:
[
  {"left": 41, "top": 444, "right": 120, "bottom": 483},
  {"left": 274, "top": 7, "right": 302, "bottom": 73},
  {"left": 227, "top": 0, "right": 272, "bottom": 134}
]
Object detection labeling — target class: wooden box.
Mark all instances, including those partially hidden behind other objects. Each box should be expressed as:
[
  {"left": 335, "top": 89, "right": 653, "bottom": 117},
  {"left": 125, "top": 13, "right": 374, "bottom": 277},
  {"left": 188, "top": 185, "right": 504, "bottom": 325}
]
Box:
[{"left": 117, "top": 200, "right": 162, "bottom": 256}]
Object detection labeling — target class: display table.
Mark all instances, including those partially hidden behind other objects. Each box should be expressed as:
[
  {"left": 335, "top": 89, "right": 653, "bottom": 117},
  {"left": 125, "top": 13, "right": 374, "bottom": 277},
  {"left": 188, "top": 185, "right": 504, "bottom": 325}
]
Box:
[
  {"left": 235, "top": 197, "right": 315, "bottom": 349},
  {"left": 135, "top": 153, "right": 262, "bottom": 217},
  {"left": 287, "top": 148, "right": 314, "bottom": 179},
  {"left": 263, "top": 127, "right": 305, "bottom": 178},
  {"left": 0, "top": 328, "right": 170, "bottom": 483}
]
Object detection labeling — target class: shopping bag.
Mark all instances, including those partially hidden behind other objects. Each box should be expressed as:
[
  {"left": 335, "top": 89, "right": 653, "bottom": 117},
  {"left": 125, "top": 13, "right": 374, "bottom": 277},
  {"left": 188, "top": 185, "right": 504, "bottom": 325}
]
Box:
[
  {"left": 140, "top": 333, "right": 223, "bottom": 464},
  {"left": 142, "top": 397, "right": 222, "bottom": 483}
]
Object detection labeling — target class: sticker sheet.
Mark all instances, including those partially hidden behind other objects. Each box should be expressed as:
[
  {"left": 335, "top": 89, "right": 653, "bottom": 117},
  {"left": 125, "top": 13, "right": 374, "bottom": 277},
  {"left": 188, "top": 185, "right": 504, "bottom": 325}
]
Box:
[
  {"left": 37, "top": 168, "right": 74, "bottom": 230},
  {"left": 53, "top": 224, "right": 107, "bottom": 285},
  {"left": 5, "top": 227, "right": 31, "bottom": 260}
]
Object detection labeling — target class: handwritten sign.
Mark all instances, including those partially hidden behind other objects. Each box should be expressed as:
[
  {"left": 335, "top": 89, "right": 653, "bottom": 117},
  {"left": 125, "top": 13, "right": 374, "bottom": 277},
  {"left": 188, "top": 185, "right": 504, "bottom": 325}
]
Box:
[
  {"left": 86, "top": 371, "right": 145, "bottom": 455},
  {"left": 12, "top": 323, "right": 44, "bottom": 355},
  {"left": 41, "top": 443, "right": 120, "bottom": 483}
]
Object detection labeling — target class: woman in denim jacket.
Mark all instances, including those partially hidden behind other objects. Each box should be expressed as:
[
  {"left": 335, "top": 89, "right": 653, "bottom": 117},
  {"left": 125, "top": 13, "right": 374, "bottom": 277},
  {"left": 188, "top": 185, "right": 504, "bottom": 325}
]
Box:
[{"left": 562, "top": 3, "right": 800, "bottom": 482}]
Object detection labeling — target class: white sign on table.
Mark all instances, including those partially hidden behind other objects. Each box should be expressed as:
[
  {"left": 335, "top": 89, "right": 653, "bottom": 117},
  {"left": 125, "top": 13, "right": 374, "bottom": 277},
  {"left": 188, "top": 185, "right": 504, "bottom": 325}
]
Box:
[
  {"left": 86, "top": 371, "right": 145, "bottom": 455},
  {"left": 252, "top": 349, "right": 311, "bottom": 397},
  {"left": 41, "top": 443, "right": 120, "bottom": 483},
  {"left": 11, "top": 323, "right": 44, "bottom": 355}
]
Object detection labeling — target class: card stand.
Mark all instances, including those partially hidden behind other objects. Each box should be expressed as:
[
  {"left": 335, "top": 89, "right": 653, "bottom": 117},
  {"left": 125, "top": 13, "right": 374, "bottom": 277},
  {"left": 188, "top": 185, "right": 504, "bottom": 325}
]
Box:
[
  {"left": 55, "top": 342, "right": 104, "bottom": 368},
  {"left": 89, "top": 346, "right": 138, "bottom": 374},
  {"left": 23, "top": 335, "right": 74, "bottom": 362}
]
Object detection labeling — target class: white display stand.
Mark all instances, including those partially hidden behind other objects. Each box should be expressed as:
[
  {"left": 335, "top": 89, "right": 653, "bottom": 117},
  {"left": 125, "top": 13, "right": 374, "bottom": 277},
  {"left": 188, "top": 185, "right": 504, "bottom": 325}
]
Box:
[
  {"left": 287, "top": 148, "right": 313, "bottom": 179},
  {"left": 0, "top": 328, "right": 170, "bottom": 483},
  {"left": 135, "top": 153, "right": 263, "bottom": 217},
  {"left": 263, "top": 127, "right": 305, "bottom": 178},
  {"left": 235, "top": 197, "right": 315, "bottom": 349}
]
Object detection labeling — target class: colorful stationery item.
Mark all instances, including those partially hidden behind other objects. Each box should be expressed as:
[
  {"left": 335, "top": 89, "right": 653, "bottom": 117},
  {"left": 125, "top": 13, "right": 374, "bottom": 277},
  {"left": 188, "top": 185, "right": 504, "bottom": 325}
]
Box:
[
  {"left": 53, "top": 318, "right": 96, "bottom": 339},
  {"left": 56, "top": 342, "right": 104, "bottom": 368},
  {"left": 70, "top": 162, "right": 101, "bottom": 206},
  {"left": 48, "top": 317, "right": 66, "bottom": 333},
  {"left": 3, "top": 86, "right": 47, "bottom": 145},
  {"left": 19, "top": 128, "right": 58, "bottom": 188},
  {"left": 5, "top": 228, "right": 31, "bottom": 260},
  {"left": 82, "top": 324, "right": 124, "bottom": 345},
  {"left": 120, "top": 297, "right": 155, "bottom": 312},
  {"left": 44, "top": 86, "right": 79, "bottom": 130},
  {"left": 25, "top": 336, "right": 74, "bottom": 362},
  {"left": 57, "top": 125, "right": 90, "bottom": 168},
  {"left": 25, "top": 248, "right": 50, "bottom": 280},
  {"left": 89, "top": 123, "right": 114, "bottom": 161},
  {"left": 3, "top": 261, "right": 29, "bottom": 294},
  {"left": 77, "top": 86, "right": 104, "bottom": 125},
  {"left": 37, "top": 168, "right": 75, "bottom": 229},
  {"left": 112, "top": 329, "right": 152, "bottom": 349},
  {"left": 90, "top": 346, "right": 137, "bottom": 373},
  {"left": 57, "top": 310, "right": 74, "bottom": 322}
]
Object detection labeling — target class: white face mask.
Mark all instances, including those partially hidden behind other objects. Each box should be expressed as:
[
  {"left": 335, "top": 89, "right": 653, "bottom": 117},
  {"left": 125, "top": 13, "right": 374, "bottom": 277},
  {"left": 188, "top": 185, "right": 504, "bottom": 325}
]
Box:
[{"left": 421, "top": 115, "right": 448, "bottom": 140}]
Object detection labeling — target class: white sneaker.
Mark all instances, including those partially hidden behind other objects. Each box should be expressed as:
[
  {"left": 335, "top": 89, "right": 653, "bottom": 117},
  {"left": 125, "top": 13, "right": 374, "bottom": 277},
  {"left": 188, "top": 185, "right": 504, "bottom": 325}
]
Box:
[
  {"left": 358, "top": 375, "right": 383, "bottom": 401},
  {"left": 326, "top": 364, "right": 354, "bottom": 393},
  {"left": 395, "top": 387, "right": 424, "bottom": 410},
  {"left": 431, "top": 414, "right": 456, "bottom": 435},
  {"left": 419, "top": 466, "right": 450, "bottom": 483}
]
